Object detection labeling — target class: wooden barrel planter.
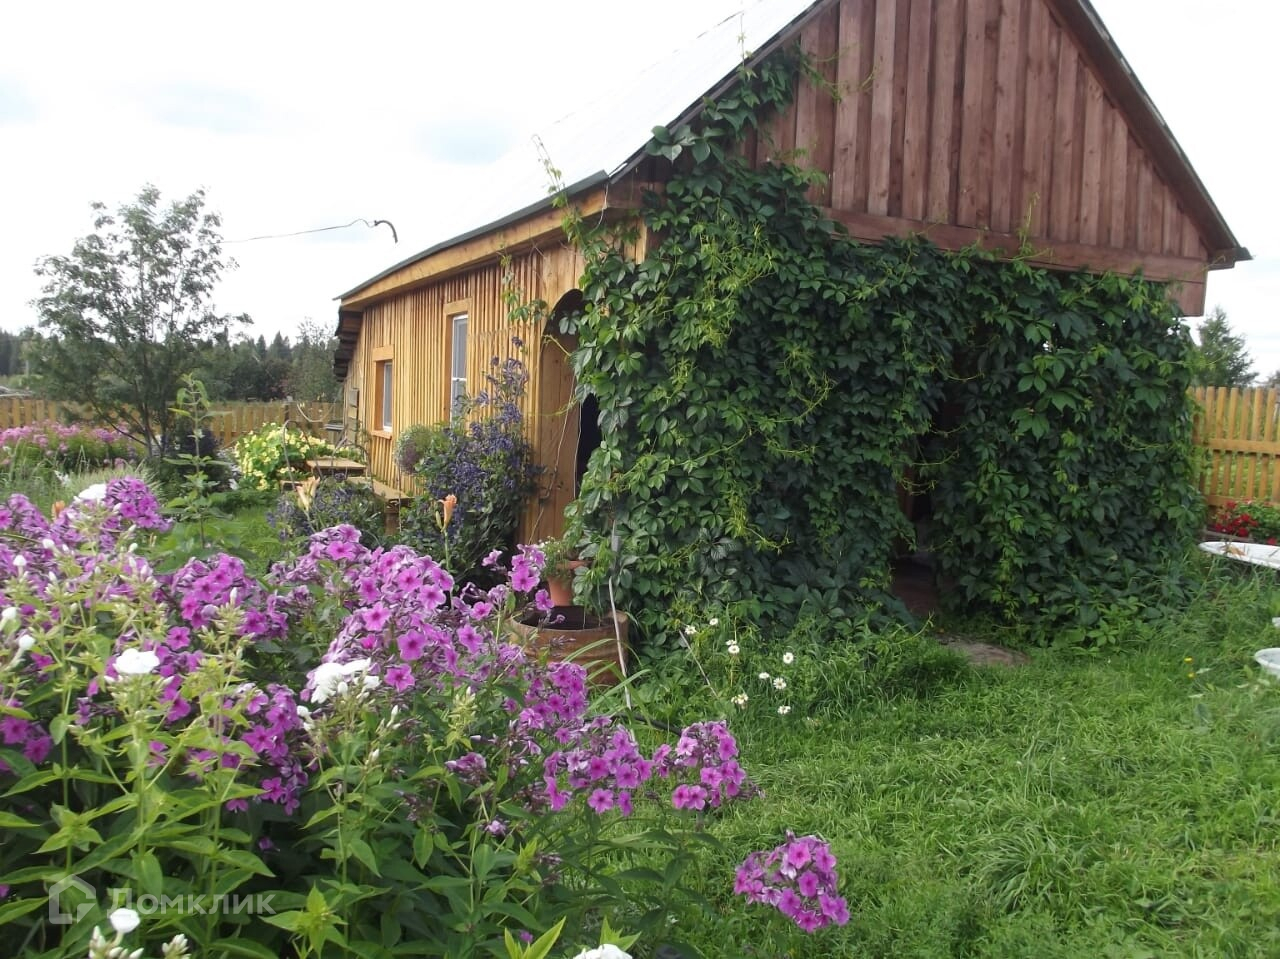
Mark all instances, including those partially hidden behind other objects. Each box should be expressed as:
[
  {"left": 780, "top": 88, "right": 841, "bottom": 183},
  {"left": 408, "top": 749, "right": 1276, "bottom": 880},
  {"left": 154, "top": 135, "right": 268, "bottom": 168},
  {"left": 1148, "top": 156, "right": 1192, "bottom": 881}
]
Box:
[{"left": 510, "top": 607, "right": 629, "bottom": 688}]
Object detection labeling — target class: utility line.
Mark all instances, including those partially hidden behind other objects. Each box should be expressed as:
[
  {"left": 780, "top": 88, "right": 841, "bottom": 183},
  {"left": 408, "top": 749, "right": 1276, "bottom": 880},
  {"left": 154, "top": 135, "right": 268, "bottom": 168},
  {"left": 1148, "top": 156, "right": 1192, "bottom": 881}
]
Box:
[{"left": 225, "top": 217, "right": 394, "bottom": 243}]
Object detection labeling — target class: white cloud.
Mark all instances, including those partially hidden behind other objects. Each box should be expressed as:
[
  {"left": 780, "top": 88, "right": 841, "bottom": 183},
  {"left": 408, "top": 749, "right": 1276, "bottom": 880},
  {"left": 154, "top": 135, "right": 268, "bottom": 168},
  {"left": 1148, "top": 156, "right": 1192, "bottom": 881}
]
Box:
[{"left": 1, "top": 0, "right": 1274, "bottom": 374}]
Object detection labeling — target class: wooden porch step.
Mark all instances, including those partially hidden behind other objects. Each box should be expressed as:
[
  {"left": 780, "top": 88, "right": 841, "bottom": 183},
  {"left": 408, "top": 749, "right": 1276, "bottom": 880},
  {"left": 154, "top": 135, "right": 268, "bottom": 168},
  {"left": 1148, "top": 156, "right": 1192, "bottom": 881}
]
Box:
[
  {"left": 349, "top": 476, "right": 413, "bottom": 534},
  {"left": 306, "top": 456, "right": 367, "bottom": 477},
  {"left": 349, "top": 476, "right": 411, "bottom": 505}
]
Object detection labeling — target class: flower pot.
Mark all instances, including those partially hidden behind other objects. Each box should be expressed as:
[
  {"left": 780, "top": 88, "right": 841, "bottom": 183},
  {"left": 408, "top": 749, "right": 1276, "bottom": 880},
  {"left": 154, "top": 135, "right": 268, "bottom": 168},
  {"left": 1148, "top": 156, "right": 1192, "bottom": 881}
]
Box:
[
  {"left": 544, "top": 559, "right": 587, "bottom": 606},
  {"left": 511, "top": 606, "right": 629, "bottom": 688}
]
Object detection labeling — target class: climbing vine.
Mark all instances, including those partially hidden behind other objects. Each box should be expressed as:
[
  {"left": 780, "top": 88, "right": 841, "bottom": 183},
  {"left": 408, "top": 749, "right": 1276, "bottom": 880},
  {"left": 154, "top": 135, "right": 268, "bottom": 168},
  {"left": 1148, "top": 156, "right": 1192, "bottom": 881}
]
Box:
[{"left": 562, "top": 52, "right": 1200, "bottom": 647}]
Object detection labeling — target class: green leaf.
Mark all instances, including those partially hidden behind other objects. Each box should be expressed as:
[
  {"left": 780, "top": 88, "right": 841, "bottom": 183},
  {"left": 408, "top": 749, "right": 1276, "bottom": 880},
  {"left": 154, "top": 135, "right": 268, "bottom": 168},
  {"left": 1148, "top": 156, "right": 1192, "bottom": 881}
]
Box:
[
  {"left": 0, "top": 898, "right": 45, "bottom": 926},
  {"left": 347, "top": 837, "right": 381, "bottom": 877},
  {"left": 523, "top": 917, "right": 566, "bottom": 959},
  {"left": 207, "top": 939, "right": 280, "bottom": 959},
  {"left": 262, "top": 910, "right": 307, "bottom": 934}
]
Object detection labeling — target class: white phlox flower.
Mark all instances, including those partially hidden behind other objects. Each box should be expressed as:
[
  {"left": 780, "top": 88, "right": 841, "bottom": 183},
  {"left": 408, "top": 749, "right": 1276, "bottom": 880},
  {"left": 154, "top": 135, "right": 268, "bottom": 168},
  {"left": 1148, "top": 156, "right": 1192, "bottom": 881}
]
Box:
[
  {"left": 570, "top": 946, "right": 632, "bottom": 959},
  {"left": 109, "top": 906, "right": 141, "bottom": 934},
  {"left": 114, "top": 648, "right": 161, "bottom": 677},
  {"left": 310, "top": 658, "right": 374, "bottom": 704},
  {"left": 75, "top": 483, "right": 108, "bottom": 503}
]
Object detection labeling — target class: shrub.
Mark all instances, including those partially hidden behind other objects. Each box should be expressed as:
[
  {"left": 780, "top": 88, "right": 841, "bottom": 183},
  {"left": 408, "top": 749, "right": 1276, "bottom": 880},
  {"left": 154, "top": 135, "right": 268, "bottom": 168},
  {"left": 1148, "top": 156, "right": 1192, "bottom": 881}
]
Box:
[
  {"left": 1207, "top": 499, "right": 1280, "bottom": 542},
  {"left": 146, "top": 423, "right": 234, "bottom": 498},
  {"left": 232, "top": 423, "right": 335, "bottom": 490},
  {"left": 0, "top": 481, "right": 849, "bottom": 958},
  {"left": 397, "top": 354, "right": 540, "bottom": 575},
  {"left": 267, "top": 476, "right": 385, "bottom": 547},
  {"left": 0, "top": 420, "right": 135, "bottom": 472}
]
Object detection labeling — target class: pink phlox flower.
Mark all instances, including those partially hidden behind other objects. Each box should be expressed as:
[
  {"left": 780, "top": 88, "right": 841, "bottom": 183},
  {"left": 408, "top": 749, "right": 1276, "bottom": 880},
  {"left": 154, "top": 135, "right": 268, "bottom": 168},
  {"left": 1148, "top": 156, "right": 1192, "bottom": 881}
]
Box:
[
  {"left": 671, "top": 784, "right": 708, "bottom": 810},
  {"left": 356, "top": 576, "right": 380, "bottom": 605},
  {"left": 418, "top": 581, "right": 446, "bottom": 609},
  {"left": 384, "top": 664, "right": 415, "bottom": 692},
  {"left": 587, "top": 788, "right": 615, "bottom": 813},
  {"left": 361, "top": 604, "right": 392, "bottom": 632},
  {"left": 397, "top": 630, "right": 427, "bottom": 662},
  {"left": 509, "top": 558, "right": 537, "bottom": 593}
]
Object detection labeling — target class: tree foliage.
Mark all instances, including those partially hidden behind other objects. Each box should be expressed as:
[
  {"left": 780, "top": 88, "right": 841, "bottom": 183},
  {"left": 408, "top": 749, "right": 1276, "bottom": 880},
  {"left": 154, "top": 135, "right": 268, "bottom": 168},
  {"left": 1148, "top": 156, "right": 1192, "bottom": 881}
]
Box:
[
  {"left": 286, "top": 319, "right": 342, "bottom": 402},
  {"left": 194, "top": 331, "right": 291, "bottom": 401},
  {"left": 30, "top": 185, "right": 245, "bottom": 450},
  {"left": 1192, "top": 305, "right": 1254, "bottom": 387}
]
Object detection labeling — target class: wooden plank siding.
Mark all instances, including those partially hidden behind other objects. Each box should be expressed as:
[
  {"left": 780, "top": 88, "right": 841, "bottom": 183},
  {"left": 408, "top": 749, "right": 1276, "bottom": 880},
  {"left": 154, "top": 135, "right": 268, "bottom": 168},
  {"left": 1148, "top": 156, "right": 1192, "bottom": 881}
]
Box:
[
  {"left": 1193, "top": 387, "right": 1280, "bottom": 509},
  {"left": 342, "top": 240, "right": 613, "bottom": 544},
  {"left": 763, "top": 0, "right": 1217, "bottom": 313}
]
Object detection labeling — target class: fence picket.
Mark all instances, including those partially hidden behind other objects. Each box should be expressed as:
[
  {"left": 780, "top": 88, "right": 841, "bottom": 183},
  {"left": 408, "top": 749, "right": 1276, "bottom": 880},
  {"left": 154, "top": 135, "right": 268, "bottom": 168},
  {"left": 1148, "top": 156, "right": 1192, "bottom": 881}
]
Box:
[
  {"left": 1190, "top": 386, "right": 1280, "bottom": 509},
  {"left": 0, "top": 398, "right": 340, "bottom": 450},
  {"left": 4, "top": 388, "right": 1280, "bottom": 508}
]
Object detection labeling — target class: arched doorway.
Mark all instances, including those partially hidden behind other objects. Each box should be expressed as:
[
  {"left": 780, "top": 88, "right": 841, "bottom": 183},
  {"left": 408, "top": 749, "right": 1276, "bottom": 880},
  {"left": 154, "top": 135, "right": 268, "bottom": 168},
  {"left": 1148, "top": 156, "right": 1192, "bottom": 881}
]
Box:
[{"left": 530, "top": 290, "right": 600, "bottom": 540}]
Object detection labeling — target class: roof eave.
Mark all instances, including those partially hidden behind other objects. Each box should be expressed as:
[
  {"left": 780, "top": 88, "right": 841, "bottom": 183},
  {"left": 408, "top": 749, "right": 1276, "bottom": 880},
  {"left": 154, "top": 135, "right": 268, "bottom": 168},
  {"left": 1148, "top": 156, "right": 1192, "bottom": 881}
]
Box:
[
  {"left": 1053, "top": 0, "right": 1245, "bottom": 265},
  {"left": 335, "top": 171, "right": 612, "bottom": 304}
]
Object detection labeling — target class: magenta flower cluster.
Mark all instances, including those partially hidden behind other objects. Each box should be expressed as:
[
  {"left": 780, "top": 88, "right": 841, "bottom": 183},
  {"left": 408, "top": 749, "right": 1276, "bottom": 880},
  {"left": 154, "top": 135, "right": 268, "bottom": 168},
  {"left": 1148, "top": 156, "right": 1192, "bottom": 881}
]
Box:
[
  {"left": 1, "top": 479, "right": 847, "bottom": 939},
  {"left": 734, "top": 831, "right": 851, "bottom": 931},
  {"left": 0, "top": 420, "right": 133, "bottom": 470}
]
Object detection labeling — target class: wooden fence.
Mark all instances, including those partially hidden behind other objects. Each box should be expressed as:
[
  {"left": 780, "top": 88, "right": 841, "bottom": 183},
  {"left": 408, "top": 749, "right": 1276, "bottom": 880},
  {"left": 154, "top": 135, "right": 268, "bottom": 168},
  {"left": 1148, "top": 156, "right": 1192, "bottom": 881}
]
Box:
[
  {"left": 1191, "top": 386, "right": 1280, "bottom": 508},
  {"left": 3, "top": 388, "right": 1277, "bottom": 507},
  {"left": 0, "top": 397, "right": 341, "bottom": 449}
]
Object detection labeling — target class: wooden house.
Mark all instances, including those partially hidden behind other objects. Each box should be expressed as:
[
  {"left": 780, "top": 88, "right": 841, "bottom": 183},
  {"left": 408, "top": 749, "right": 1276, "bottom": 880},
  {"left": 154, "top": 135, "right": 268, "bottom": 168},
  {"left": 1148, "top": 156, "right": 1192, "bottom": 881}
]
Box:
[{"left": 332, "top": 0, "right": 1246, "bottom": 542}]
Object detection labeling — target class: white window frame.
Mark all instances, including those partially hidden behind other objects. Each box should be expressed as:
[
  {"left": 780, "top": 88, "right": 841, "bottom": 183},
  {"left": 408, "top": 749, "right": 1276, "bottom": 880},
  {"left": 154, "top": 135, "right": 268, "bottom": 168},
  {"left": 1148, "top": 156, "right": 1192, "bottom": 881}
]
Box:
[
  {"left": 371, "top": 345, "right": 394, "bottom": 436},
  {"left": 379, "top": 359, "right": 393, "bottom": 431},
  {"left": 450, "top": 312, "right": 468, "bottom": 409}
]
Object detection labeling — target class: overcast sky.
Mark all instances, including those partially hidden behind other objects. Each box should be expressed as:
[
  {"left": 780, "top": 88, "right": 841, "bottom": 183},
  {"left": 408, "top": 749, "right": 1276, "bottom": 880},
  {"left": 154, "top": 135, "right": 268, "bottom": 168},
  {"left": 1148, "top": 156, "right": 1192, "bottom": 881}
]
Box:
[{"left": 2, "top": 1, "right": 1276, "bottom": 375}]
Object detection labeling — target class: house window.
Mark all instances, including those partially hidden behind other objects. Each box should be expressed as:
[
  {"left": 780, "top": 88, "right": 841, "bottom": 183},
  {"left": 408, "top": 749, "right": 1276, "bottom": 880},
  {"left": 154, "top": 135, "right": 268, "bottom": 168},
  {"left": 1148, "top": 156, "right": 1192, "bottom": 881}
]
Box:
[
  {"left": 372, "top": 346, "right": 394, "bottom": 435},
  {"left": 450, "top": 313, "right": 468, "bottom": 409},
  {"left": 380, "top": 361, "right": 393, "bottom": 430}
]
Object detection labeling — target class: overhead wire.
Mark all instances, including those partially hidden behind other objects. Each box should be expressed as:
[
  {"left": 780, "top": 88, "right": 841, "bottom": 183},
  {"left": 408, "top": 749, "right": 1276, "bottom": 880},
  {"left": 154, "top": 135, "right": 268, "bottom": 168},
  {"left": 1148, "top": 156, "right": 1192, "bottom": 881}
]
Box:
[{"left": 225, "top": 218, "right": 398, "bottom": 244}]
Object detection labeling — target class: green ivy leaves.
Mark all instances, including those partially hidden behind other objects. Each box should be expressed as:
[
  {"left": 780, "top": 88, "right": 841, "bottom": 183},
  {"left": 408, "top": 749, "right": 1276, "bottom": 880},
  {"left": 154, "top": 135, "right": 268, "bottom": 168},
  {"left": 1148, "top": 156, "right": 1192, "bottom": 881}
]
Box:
[{"left": 565, "top": 52, "right": 1199, "bottom": 648}]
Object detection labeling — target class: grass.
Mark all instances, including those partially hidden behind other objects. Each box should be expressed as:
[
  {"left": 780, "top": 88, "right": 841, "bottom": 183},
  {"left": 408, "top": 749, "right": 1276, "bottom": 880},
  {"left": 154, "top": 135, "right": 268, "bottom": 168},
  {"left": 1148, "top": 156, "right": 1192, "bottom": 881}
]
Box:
[
  {"left": 192, "top": 497, "right": 1278, "bottom": 956},
  {"left": 28, "top": 483, "right": 1278, "bottom": 957},
  {"left": 645, "top": 564, "right": 1280, "bottom": 957}
]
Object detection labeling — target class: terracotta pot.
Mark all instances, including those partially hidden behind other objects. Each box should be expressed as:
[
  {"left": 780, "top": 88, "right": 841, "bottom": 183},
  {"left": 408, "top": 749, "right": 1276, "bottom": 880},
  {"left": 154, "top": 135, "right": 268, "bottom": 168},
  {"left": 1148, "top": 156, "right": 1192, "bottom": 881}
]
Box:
[
  {"left": 544, "top": 560, "right": 587, "bottom": 606},
  {"left": 511, "top": 607, "right": 629, "bottom": 687}
]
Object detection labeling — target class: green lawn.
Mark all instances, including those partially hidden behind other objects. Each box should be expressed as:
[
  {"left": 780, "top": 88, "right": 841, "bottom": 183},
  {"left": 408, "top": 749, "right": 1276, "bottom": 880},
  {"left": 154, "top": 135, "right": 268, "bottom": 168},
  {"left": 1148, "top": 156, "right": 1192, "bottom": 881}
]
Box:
[
  {"left": 646, "top": 564, "right": 1280, "bottom": 957},
  {"left": 70, "top": 490, "right": 1280, "bottom": 957}
]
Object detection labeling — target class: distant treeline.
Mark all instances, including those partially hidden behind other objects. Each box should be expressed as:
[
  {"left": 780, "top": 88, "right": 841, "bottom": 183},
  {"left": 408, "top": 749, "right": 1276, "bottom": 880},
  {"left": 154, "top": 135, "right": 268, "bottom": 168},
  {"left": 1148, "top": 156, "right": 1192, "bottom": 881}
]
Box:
[{"left": 6, "top": 320, "right": 341, "bottom": 403}]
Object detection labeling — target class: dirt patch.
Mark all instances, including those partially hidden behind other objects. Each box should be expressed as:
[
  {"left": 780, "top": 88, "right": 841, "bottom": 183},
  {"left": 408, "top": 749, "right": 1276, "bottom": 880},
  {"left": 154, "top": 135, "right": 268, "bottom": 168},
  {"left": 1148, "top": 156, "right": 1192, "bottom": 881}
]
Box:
[{"left": 936, "top": 635, "right": 1030, "bottom": 668}]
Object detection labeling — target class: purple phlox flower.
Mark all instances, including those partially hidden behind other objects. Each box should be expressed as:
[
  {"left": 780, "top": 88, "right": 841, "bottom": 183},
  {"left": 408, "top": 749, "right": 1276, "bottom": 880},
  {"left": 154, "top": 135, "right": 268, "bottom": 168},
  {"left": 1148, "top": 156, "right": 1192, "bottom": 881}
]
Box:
[
  {"left": 587, "top": 788, "right": 615, "bottom": 813},
  {"left": 735, "top": 833, "right": 849, "bottom": 931},
  {"left": 445, "top": 752, "right": 489, "bottom": 787},
  {"left": 384, "top": 663, "right": 415, "bottom": 692},
  {"left": 509, "top": 558, "right": 538, "bottom": 593}
]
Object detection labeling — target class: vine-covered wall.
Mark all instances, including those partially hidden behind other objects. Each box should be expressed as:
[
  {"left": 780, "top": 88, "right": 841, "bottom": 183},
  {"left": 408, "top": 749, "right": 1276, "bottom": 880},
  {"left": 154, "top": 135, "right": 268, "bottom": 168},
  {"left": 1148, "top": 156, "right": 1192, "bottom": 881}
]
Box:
[{"left": 565, "top": 56, "right": 1201, "bottom": 646}]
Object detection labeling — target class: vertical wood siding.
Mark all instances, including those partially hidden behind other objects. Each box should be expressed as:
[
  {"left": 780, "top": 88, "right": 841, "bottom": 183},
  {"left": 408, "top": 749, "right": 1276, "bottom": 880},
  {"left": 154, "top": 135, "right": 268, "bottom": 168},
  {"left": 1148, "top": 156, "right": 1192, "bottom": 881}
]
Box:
[
  {"left": 343, "top": 242, "right": 593, "bottom": 542},
  {"left": 753, "top": 0, "right": 1210, "bottom": 268}
]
